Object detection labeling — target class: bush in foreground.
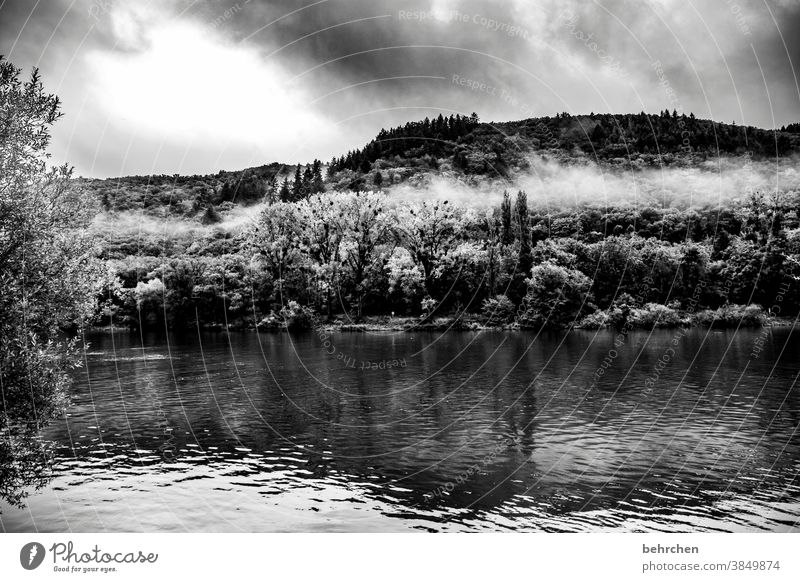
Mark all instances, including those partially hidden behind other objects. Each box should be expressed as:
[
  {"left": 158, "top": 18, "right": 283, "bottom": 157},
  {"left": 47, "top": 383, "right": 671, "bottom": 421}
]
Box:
[
  {"left": 517, "top": 262, "right": 591, "bottom": 329},
  {"left": 481, "top": 294, "right": 516, "bottom": 326},
  {"left": 692, "top": 304, "right": 767, "bottom": 328}
]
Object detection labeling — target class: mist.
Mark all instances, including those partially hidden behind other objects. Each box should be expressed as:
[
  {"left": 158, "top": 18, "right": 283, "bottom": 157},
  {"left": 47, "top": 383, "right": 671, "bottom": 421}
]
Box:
[{"left": 387, "top": 154, "right": 800, "bottom": 210}]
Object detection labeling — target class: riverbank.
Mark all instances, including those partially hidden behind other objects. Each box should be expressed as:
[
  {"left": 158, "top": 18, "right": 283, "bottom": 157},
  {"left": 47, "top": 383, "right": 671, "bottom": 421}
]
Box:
[{"left": 87, "top": 304, "right": 796, "bottom": 334}]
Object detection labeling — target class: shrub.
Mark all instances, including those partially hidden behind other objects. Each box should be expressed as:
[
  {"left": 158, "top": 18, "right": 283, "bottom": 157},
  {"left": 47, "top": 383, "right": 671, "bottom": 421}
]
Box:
[
  {"left": 517, "top": 262, "right": 591, "bottom": 329},
  {"left": 578, "top": 310, "right": 610, "bottom": 329},
  {"left": 627, "top": 303, "right": 683, "bottom": 328},
  {"left": 481, "top": 294, "right": 516, "bottom": 326},
  {"left": 278, "top": 301, "right": 316, "bottom": 330},
  {"left": 693, "top": 303, "right": 766, "bottom": 328}
]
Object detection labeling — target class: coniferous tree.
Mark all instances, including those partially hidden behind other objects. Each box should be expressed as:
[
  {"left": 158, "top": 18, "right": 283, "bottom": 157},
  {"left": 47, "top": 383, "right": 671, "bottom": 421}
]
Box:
[
  {"left": 312, "top": 159, "right": 325, "bottom": 194},
  {"left": 278, "top": 176, "right": 291, "bottom": 202},
  {"left": 508, "top": 190, "right": 532, "bottom": 302},
  {"left": 302, "top": 165, "right": 314, "bottom": 198},
  {"left": 500, "top": 191, "right": 513, "bottom": 245},
  {"left": 292, "top": 165, "right": 303, "bottom": 201},
  {"left": 515, "top": 190, "right": 531, "bottom": 266}
]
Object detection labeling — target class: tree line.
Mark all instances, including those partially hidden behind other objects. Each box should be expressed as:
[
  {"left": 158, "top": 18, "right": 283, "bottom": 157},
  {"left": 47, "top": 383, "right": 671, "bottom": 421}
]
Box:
[{"left": 99, "top": 188, "right": 800, "bottom": 331}]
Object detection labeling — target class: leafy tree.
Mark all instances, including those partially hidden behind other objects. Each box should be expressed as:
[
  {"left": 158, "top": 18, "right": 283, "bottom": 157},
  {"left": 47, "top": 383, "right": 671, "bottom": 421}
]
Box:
[
  {"left": 249, "top": 202, "right": 303, "bottom": 306},
  {"left": 338, "top": 192, "right": 395, "bottom": 319},
  {"left": 518, "top": 262, "right": 591, "bottom": 329},
  {"left": 1, "top": 57, "right": 105, "bottom": 505},
  {"left": 396, "top": 200, "right": 474, "bottom": 307},
  {"left": 298, "top": 194, "right": 346, "bottom": 318}
]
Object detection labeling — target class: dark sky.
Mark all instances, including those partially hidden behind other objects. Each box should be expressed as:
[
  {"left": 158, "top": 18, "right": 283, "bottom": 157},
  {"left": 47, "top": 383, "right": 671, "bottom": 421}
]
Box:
[{"left": 2, "top": 0, "right": 799, "bottom": 177}]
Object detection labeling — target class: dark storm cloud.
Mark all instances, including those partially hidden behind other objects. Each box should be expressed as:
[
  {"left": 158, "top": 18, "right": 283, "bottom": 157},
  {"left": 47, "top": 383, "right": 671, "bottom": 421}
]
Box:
[
  {"left": 186, "top": 0, "right": 800, "bottom": 125},
  {"left": 190, "top": 0, "right": 544, "bottom": 117},
  {"left": 1, "top": 0, "right": 798, "bottom": 176}
]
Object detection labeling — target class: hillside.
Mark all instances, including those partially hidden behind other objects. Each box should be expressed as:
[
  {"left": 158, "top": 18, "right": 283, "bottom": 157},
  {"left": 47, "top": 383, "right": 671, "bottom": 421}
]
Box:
[
  {"left": 80, "top": 112, "right": 800, "bottom": 217},
  {"left": 70, "top": 111, "right": 800, "bottom": 330}
]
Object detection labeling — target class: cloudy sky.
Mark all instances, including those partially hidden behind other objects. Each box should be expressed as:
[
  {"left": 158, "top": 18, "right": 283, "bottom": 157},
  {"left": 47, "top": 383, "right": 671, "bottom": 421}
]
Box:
[{"left": 2, "top": 0, "right": 799, "bottom": 177}]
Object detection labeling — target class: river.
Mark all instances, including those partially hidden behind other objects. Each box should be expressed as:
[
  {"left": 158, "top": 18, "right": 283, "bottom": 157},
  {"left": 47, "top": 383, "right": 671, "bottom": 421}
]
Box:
[{"left": 1, "top": 326, "right": 798, "bottom": 532}]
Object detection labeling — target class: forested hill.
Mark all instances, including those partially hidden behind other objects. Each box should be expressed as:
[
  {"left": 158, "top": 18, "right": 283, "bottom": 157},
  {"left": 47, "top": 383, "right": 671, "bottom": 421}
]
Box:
[
  {"left": 329, "top": 111, "right": 800, "bottom": 180},
  {"left": 81, "top": 111, "right": 800, "bottom": 215}
]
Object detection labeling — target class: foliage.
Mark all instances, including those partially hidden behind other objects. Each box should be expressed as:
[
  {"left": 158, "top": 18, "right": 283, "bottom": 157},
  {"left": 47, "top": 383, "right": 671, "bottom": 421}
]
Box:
[
  {"left": 1, "top": 57, "right": 105, "bottom": 506},
  {"left": 91, "top": 187, "right": 800, "bottom": 331},
  {"left": 70, "top": 111, "right": 800, "bottom": 332},
  {"left": 692, "top": 304, "right": 767, "bottom": 328},
  {"left": 278, "top": 301, "right": 316, "bottom": 330},
  {"left": 626, "top": 303, "right": 683, "bottom": 328},
  {"left": 517, "top": 262, "right": 592, "bottom": 329},
  {"left": 481, "top": 294, "right": 516, "bottom": 326}
]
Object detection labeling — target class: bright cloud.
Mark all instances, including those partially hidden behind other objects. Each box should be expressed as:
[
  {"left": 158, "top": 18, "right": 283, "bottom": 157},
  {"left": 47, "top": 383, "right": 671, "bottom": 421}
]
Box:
[{"left": 84, "top": 3, "right": 336, "bottom": 166}]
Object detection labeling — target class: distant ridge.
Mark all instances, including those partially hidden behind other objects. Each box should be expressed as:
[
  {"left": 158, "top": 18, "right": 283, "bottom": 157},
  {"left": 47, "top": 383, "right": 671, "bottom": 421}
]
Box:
[{"left": 79, "top": 112, "right": 800, "bottom": 213}]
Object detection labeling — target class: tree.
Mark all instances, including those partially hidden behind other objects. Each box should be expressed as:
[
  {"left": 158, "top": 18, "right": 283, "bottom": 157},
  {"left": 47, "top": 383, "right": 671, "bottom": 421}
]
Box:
[
  {"left": 298, "top": 194, "right": 346, "bottom": 318},
  {"left": 1, "top": 57, "right": 105, "bottom": 505},
  {"left": 278, "top": 176, "right": 291, "bottom": 202},
  {"left": 509, "top": 190, "right": 532, "bottom": 302},
  {"left": 249, "top": 203, "right": 303, "bottom": 306},
  {"left": 302, "top": 165, "right": 314, "bottom": 198},
  {"left": 515, "top": 191, "right": 531, "bottom": 265},
  {"left": 311, "top": 159, "right": 325, "bottom": 194},
  {"left": 338, "top": 192, "right": 395, "bottom": 319},
  {"left": 518, "top": 262, "right": 592, "bottom": 329},
  {"left": 396, "top": 200, "right": 475, "bottom": 309},
  {"left": 292, "top": 165, "right": 303, "bottom": 201},
  {"left": 500, "top": 190, "right": 513, "bottom": 245},
  {"left": 200, "top": 205, "right": 222, "bottom": 225}
]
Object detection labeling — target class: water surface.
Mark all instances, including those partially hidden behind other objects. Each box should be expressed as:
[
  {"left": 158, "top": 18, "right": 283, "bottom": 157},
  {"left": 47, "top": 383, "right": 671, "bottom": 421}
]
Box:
[{"left": 2, "top": 327, "right": 798, "bottom": 532}]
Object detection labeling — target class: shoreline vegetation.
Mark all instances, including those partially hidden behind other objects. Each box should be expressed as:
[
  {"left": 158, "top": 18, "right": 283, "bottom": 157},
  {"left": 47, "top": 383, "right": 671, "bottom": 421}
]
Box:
[
  {"left": 83, "top": 114, "right": 800, "bottom": 337},
  {"left": 91, "top": 187, "right": 800, "bottom": 335},
  {"left": 89, "top": 305, "right": 796, "bottom": 334}
]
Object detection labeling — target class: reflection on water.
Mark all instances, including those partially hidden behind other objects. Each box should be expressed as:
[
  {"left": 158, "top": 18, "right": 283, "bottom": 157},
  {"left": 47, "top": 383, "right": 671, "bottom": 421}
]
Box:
[{"left": 1, "top": 327, "right": 798, "bottom": 532}]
